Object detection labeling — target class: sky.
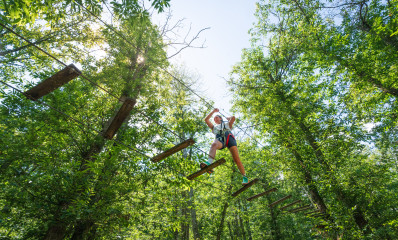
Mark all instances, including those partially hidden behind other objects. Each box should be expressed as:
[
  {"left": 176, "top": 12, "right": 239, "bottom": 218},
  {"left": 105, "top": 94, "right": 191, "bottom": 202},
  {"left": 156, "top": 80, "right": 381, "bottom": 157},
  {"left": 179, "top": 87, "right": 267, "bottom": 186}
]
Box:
[{"left": 152, "top": 0, "right": 258, "bottom": 115}]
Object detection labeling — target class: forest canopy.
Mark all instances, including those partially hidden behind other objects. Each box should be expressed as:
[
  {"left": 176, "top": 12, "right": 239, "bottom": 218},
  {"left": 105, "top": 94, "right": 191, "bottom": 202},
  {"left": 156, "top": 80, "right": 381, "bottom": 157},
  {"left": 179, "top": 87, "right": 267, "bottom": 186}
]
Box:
[{"left": 1, "top": 0, "right": 397, "bottom": 239}]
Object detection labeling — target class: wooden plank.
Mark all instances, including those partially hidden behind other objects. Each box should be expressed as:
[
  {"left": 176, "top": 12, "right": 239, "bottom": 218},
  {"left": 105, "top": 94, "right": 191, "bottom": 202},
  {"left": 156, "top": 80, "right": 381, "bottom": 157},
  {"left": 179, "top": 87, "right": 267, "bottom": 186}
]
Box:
[
  {"left": 306, "top": 210, "right": 321, "bottom": 216},
  {"left": 186, "top": 158, "right": 226, "bottom": 180},
  {"left": 280, "top": 200, "right": 302, "bottom": 210},
  {"left": 247, "top": 188, "right": 278, "bottom": 201},
  {"left": 288, "top": 205, "right": 312, "bottom": 213},
  {"left": 309, "top": 213, "right": 326, "bottom": 218},
  {"left": 151, "top": 138, "right": 195, "bottom": 162},
  {"left": 231, "top": 178, "right": 259, "bottom": 197},
  {"left": 269, "top": 195, "right": 292, "bottom": 208},
  {"left": 24, "top": 64, "right": 81, "bottom": 100},
  {"left": 102, "top": 98, "right": 136, "bottom": 139}
]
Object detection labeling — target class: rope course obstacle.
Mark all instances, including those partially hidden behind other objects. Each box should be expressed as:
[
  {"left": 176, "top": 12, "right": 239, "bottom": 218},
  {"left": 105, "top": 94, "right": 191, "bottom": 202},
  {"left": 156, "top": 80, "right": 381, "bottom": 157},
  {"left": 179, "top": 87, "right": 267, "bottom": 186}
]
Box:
[
  {"left": 186, "top": 158, "right": 226, "bottom": 180},
  {"left": 280, "top": 200, "right": 302, "bottom": 210},
  {"left": 232, "top": 178, "right": 259, "bottom": 197},
  {"left": 287, "top": 205, "right": 312, "bottom": 213},
  {"left": 102, "top": 98, "right": 136, "bottom": 139},
  {"left": 269, "top": 195, "right": 292, "bottom": 208},
  {"left": 0, "top": 17, "right": 320, "bottom": 221},
  {"left": 151, "top": 138, "right": 195, "bottom": 162},
  {"left": 247, "top": 187, "right": 278, "bottom": 201},
  {"left": 23, "top": 64, "right": 81, "bottom": 101}
]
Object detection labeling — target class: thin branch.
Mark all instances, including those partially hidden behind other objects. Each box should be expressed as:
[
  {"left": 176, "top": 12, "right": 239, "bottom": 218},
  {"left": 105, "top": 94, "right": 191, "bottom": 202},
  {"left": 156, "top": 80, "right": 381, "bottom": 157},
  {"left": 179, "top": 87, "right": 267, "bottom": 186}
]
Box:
[{"left": 167, "top": 27, "right": 209, "bottom": 59}]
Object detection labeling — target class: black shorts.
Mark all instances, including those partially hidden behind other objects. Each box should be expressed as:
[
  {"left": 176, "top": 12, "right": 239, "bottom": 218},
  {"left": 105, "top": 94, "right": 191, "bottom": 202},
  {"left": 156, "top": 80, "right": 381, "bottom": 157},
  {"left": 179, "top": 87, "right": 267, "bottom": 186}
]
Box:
[{"left": 216, "top": 131, "right": 237, "bottom": 150}]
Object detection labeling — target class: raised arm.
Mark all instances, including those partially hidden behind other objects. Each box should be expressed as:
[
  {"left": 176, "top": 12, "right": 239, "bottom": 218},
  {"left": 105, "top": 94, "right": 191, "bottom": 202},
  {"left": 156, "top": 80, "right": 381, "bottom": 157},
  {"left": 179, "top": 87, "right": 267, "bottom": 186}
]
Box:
[
  {"left": 227, "top": 116, "right": 236, "bottom": 129},
  {"left": 205, "top": 108, "right": 219, "bottom": 130}
]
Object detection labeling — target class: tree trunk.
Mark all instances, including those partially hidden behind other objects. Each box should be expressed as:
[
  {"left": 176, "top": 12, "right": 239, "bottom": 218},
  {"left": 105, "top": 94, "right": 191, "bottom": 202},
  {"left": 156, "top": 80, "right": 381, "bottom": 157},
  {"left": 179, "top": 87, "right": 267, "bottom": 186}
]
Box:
[
  {"left": 238, "top": 213, "right": 247, "bottom": 240},
  {"left": 274, "top": 85, "right": 370, "bottom": 232},
  {"left": 237, "top": 201, "right": 248, "bottom": 240},
  {"left": 233, "top": 213, "right": 241, "bottom": 238},
  {"left": 174, "top": 202, "right": 179, "bottom": 240},
  {"left": 242, "top": 203, "right": 253, "bottom": 240},
  {"left": 295, "top": 117, "right": 369, "bottom": 231},
  {"left": 44, "top": 225, "right": 67, "bottom": 240},
  {"left": 228, "top": 221, "right": 235, "bottom": 240},
  {"left": 283, "top": 140, "right": 328, "bottom": 214},
  {"left": 44, "top": 202, "right": 69, "bottom": 240},
  {"left": 181, "top": 190, "right": 190, "bottom": 240},
  {"left": 189, "top": 188, "right": 201, "bottom": 240},
  {"left": 71, "top": 220, "right": 95, "bottom": 240},
  {"left": 216, "top": 202, "right": 229, "bottom": 240},
  {"left": 266, "top": 194, "right": 282, "bottom": 240}
]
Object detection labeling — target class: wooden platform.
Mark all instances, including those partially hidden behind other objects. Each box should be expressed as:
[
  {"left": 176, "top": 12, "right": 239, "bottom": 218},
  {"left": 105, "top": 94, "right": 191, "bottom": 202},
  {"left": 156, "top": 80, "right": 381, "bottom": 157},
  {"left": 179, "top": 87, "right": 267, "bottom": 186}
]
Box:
[
  {"left": 247, "top": 188, "right": 277, "bottom": 201},
  {"left": 280, "top": 200, "right": 302, "bottom": 210},
  {"left": 269, "top": 195, "right": 292, "bottom": 208},
  {"left": 288, "top": 205, "right": 312, "bottom": 213},
  {"left": 102, "top": 98, "right": 136, "bottom": 139},
  {"left": 305, "top": 210, "right": 320, "bottom": 216},
  {"left": 24, "top": 64, "right": 81, "bottom": 100},
  {"left": 151, "top": 138, "right": 195, "bottom": 162},
  {"left": 186, "top": 158, "right": 226, "bottom": 180},
  {"left": 231, "top": 178, "right": 259, "bottom": 197},
  {"left": 309, "top": 213, "right": 325, "bottom": 218}
]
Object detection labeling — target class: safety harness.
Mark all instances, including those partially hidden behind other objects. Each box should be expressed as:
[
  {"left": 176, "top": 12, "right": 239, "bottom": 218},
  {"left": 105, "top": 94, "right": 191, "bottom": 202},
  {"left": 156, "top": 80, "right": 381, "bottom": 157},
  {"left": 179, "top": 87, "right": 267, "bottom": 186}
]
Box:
[{"left": 218, "top": 121, "right": 235, "bottom": 148}]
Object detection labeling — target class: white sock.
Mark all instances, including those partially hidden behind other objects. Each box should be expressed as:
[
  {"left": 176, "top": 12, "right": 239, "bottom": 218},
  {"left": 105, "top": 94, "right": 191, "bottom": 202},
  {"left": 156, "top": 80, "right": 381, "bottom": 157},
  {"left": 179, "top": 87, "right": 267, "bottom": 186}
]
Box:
[{"left": 207, "top": 157, "right": 214, "bottom": 164}]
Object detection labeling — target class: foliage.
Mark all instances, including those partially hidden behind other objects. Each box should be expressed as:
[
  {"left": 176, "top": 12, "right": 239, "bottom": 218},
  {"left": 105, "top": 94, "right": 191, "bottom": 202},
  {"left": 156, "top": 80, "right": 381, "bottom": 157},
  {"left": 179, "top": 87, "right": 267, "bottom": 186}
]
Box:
[
  {"left": 1, "top": 0, "right": 397, "bottom": 239},
  {"left": 228, "top": 0, "right": 398, "bottom": 239}
]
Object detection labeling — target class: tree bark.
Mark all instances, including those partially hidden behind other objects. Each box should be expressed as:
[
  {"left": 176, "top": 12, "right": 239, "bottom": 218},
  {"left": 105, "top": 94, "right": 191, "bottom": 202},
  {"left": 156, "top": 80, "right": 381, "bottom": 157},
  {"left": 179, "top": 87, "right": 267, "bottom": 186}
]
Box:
[
  {"left": 189, "top": 188, "right": 201, "bottom": 240},
  {"left": 238, "top": 213, "right": 247, "bottom": 240},
  {"left": 282, "top": 139, "right": 328, "bottom": 214},
  {"left": 44, "top": 225, "right": 67, "bottom": 240},
  {"left": 228, "top": 221, "right": 235, "bottom": 240},
  {"left": 265, "top": 194, "right": 282, "bottom": 240},
  {"left": 71, "top": 220, "right": 95, "bottom": 240},
  {"left": 242, "top": 202, "right": 253, "bottom": 240},
  {"left": 181, "top": 190, "right": 190, "bottom": 240},
  {"left": 273, "top": 84, "right": 369, "bottom": 232},
  {"left": 292, "top": 115, "right": 369, "bottom": 231},
  {"left": 216, "top": 202, "right": 229, "bottom": 240},
  {"left": 43, "top": 202, "right": 69, "bottom": 240}
]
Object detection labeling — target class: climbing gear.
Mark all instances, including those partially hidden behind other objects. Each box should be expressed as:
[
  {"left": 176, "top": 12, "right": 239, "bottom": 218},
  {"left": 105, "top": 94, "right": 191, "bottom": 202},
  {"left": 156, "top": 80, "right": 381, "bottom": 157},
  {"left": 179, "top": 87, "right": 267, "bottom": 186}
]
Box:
[
  {"left": 215, "top": 120, "right": 237, "bottom": 149},
  {"left": 242, "top": 175, "right": 249, "bottom": 185},
  {"left": 215, "top": 120, "right": 227, "bottom": 148}
]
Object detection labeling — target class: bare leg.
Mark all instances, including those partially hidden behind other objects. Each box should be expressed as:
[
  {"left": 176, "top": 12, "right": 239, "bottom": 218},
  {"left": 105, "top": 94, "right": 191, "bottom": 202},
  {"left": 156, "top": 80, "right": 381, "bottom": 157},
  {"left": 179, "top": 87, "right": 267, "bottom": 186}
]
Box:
[
  {"left": 209, "top": 140, "right": 223, "bottom": 160},
  {"left": 228, "top": 146, "right": 246, "bottom": 175}
]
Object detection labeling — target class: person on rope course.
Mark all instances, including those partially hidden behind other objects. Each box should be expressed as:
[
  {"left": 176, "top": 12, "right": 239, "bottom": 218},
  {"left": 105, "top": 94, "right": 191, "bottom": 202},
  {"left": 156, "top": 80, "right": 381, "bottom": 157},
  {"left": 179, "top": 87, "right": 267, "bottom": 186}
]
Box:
[{"left": 201, "top": 108, "right": 249, "bottom": 185}]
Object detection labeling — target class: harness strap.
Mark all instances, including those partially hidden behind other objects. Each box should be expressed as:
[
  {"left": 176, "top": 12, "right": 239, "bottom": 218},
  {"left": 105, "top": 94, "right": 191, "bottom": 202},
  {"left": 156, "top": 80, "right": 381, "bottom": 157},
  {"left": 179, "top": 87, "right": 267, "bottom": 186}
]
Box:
[{"left": 226, "top": 133, "right": 235, "bottom": 147}]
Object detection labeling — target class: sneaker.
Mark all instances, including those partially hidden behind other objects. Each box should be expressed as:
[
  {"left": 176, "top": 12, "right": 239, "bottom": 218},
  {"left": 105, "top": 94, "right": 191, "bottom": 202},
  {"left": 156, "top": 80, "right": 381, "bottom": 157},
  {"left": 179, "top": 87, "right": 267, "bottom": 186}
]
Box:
[
  {"left": 242, "top": 175, "right": 249, "bottom": 185},
  {"left": 200, "top": 162, "right": 214, "bottom": 174}
]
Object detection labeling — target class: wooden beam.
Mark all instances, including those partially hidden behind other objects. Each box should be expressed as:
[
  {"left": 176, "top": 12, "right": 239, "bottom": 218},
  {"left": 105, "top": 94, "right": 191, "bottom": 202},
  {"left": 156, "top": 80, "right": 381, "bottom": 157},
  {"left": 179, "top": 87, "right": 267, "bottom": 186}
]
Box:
[
  {"left": 151, "top": 138, "right": 195, "bottom": 162},
  {"left": 288, "top": 205, "right": 312, "bottom": 213},
  {"left": 269, "top": 195, "right": 292, "bottom": 208},
  {"left": 231, "top": 178, "right": 259, "bottom": 197},
  {"left": 309, "top": 213, "right": 326, "bottom": 218},
  {"left": 280, "top": 200, "right": 302, "bottom": 210},
  {"left": 186, "top": 158, "right": 226, "bottom": 180},
  {"left": 24, "top": 64, "right": 81, "bottom": 100},
  {"left": 305, "top": 210, "right": 321, "bottom": 216},
  {"left": 102, "top": 98, "right": 136, "bottom": 139},
  {"left": 247, "top": 188, "right": 277, "bottom": 201}
]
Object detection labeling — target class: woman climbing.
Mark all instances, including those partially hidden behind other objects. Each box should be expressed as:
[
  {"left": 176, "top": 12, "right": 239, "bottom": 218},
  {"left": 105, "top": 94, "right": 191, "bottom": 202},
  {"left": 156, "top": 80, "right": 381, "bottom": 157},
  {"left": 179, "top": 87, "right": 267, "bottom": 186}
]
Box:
[{"left": 200, "top": 108, "right": 249, "bottom": 185}]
